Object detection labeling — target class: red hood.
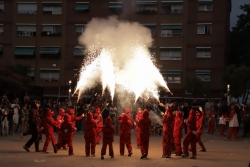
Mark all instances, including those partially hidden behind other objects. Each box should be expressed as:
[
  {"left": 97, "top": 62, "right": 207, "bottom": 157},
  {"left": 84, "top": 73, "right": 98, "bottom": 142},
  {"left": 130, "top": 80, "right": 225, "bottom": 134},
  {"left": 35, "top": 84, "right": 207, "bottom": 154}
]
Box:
[
  {"left": 142, "top": 110, "right": 149, "bottom": 119},
  {"left": 86, "top": 112, "right": 93, "bottom": 120},
  {"left": 122, "top": 114, "right": 129, "bottom": 121},
  {"left": 95, "top": 107, "right": 100, "bottom": 114},
  {"left": 46, "top": 108, "right": 54, "bottom": 117},
  {"left": 176, "top": 111, "right": 182, "bottom": 118},
  {"left": 124, "top": 107, "right": 130, "bottom": 114},
  {"left": 189, "top": 109, "right": 196, "bottom": 117},
  {"left": 64, "top": 113, "right": 71, "bottom": 123},
  {"left": 105, "top": 117, "right": 112, "bottom": 126},
  {"left": 59, "top": 108, "right": 65, "bottom": 116},
  {"left": 68, "top": 108, "right": 74, "bottom": 114}
]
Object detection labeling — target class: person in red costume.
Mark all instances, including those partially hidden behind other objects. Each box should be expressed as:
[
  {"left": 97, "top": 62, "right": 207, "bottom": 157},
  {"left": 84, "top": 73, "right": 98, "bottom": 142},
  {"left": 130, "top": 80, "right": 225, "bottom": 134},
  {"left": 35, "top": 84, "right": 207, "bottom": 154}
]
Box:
[
  {"left": 219, "top": 110, "right": 228, "bottom": 136},
  {"left": 84, "top": 112, "right": 97, "bottom": 156},
  {"left": 67, "top": 108, "right": 84, "bottom": 130},
  {"left": 196, "top": 107, "right": 206, "bottom": 152},
  {"left": 161, "top": 105, "right": 175, "bottom": 158},
  {"left": 118, "top": 112, "right": 133, "bottom": 156},
  {"left": 56, "top": 108, "right": 66, "bottom": 149},
  {"left": 182, "top": 109, "right": 197, "bottom": 159},
  {"left": 40, "top": 108, "right": 60, "bottom": 153},
  {"left": 225, "top": 105, "right": 239, "bottom": 140},
  {"left": 138, "top": 109, "right": 151, "bottom": 159},
  {"left": 93, "top": 107, "right": 103, "bottom": 144},
  {"left": 135, "top": 108, "right": 143, "bottom": 149},
  {"left": 242, "top": 106, "right": 250, "bottom": 137},
  {"left": 207, "top": 106, "right": 216, "bottom": 134},
  {"left": 124, "top": 107, "right": 135, "bottom": 125},
  {"left": 173, "top": 110, "right": 184, "bottom": 156},
  {"left": 56, "top": 113, "right": 76, "bottom": 155},
  {"left": 101, "top": 117, "right": 115, "bottom": 160}
]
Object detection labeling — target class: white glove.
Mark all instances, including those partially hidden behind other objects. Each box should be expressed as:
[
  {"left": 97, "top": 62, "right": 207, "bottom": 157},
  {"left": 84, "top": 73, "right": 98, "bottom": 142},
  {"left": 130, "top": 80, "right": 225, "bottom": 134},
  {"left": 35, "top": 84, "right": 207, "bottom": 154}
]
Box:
[
  {"left": 64, "top": 129, "right": 68, "bottom": 133},
  {"left": 81, "top": 113, "right": 85, "bottom": 117},
  {"left": 192, "top": 131, "right": 197, "bottom": 135},
  {"left": 199, "top": 106, "right": 202, "bottom": 112},
  {"left": 134, "top": 122, "right": 136, "bottom": 126}
]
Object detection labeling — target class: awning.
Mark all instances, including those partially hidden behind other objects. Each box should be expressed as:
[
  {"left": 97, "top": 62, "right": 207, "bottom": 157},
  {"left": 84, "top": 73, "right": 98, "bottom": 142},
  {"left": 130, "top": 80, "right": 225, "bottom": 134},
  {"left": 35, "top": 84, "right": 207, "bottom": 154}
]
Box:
[
  {"left": 161, "top": 25, "right": 182, "bottom": 30},
  {"left": 74, "top": 47, "right": 86, "bottom": 56},
  {"left": 40, "top": 47, "right": 60, "bottom": 55},
  {"left": 136, "top": 1, "right": 157, "bottom": 5},
  {"left": 109, "top": 2, "right": 123, "bottom": 8},
  {"left": 162, "top": 1, "right": 183, "bottom": 5},
  {"left": 42, "top": 3, "right": 62, "bottom": 7},
  {"left": 75, "top": 3, "right": 89, "bottom": 11},
  {"left": 14, "top": 47, "right": 35, "bottom": 56},
  {"left": 198, "top": 1, "right": 213, "bottom": 5},
  {"left": 168, "top": 70, "right": 181, "bottom": 75},
  {"left": 195, "top": 70, "right": 210, "bottom": 74}
]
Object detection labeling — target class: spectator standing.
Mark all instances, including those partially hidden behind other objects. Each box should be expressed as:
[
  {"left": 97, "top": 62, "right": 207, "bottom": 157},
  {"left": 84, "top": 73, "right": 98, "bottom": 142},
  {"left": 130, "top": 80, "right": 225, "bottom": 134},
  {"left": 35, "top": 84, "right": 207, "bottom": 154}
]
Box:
[
  {"left": 1, "top": 103, "right": 9, "bottom": 136},
  {"left": 225, "top": 105, "right": 239, "bottom": 140}
]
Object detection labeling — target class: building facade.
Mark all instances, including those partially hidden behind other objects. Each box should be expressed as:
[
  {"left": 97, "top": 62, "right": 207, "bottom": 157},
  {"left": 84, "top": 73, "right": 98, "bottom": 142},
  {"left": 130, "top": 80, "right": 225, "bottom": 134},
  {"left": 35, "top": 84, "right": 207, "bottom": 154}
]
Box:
[{"left": 0, "top": 0, "right": 231, "bottom": 99}]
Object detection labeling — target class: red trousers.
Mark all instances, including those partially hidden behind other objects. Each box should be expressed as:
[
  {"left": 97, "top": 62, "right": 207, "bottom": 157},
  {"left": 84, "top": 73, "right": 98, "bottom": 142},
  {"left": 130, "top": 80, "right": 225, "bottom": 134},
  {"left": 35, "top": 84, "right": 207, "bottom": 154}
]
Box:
[
  {"left": 219, "top": 124, "right": 225, "bottom": 136},
  {"left": 136, "top": 130, "right": 140, "bottom": 147},
  {"left": 162, "top": 132, "right": 173, "bottom": 156},
  {"left": 120, "top": 137, "right": 132, "bottom": 154},
  {"left": 57, "top": 137, "right": 73, "bottom": 155},
  {"left": 85, "top": 140, "right": 96, "bottom": 155},
  {"left": 140, "top": 134, "right": 149, "bottom": 157},
  {"left": 96, "top": 128, "right": 102, "bottom": 144},
  {"left": 101, "top": 141, "right": 114, "bottom": 156},
  {"left": 196, "top": 133, "right": 205, "bottom": 150},
  {"left": 43, "top": 133, "right": 56, "bottom": 152},
  {"left": 208, "top": 120, "right": 215, "bottom": 133},
  {"left": 227, "top": 127, "right": 238, "bottom": 140},
  {"left": 174, "top": 136, "right": 182, "bottom": 155},
  {"left": 183, "top": 132, "right": 196, "bottom": 156}
]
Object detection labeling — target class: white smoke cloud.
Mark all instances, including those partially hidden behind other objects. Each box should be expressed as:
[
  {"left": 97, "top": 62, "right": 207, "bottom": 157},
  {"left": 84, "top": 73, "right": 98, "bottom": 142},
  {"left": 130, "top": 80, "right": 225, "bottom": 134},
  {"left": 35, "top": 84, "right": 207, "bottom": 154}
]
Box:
[{"left": 74, "top": 16, "right": 170, "bottom": 103}]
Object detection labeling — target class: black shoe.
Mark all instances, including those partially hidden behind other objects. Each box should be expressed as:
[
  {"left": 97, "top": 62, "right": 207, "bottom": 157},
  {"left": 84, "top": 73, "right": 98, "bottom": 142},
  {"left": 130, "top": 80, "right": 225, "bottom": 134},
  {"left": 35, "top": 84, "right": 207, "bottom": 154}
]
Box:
[
  {"left": 161, "top": 155, "right": 167, "bottom": 158},
  {"left": 189, "top": 156, "right": 197, "bottom": 159},
  {"left": 111, "top": 155, "right": 114, "bottom": 158},
  {"left": 120, "top": 154, "right": 124, "bottom": 156},
  {"left": 69, "top": 153, "right": 74, "bottom": 156},
  {"left": 101, "top": 155, "right": 104, "bottom": 160},
  {"left": 166, "top": 155, "right": 171, "bottom": 158},
  {"left": 141, "top": 153, "right": 146, "bottom": 159},
  {"left": 91, "top": 154, "right": 95, "bottom": 157},
  {"left": 53, "top": 145, "right": 58, "bottom": 153},
  {"left": 181, "top": 154, "right": 189, "bottom": 158},
  {"left": 200, "top": 149, "right": 206, "bottom": 152},
  {"left": 128, "top": 152, "right": 133, "bottom": 156},
  {"left": 23, "top": 146, "right": 29, "bottom": 152}
]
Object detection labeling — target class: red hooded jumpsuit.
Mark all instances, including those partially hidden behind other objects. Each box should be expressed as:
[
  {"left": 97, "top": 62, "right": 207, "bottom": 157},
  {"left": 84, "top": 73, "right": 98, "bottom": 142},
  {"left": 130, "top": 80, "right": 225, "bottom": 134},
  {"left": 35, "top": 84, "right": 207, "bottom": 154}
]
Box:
[
  {"left": 41, "top": 108, "right": 60, "bottom": 153},
  {"left": 118, "top": 113, "right": 133, "bottom": 155},
  {"left": 162, "top": 108, "right": 174, "bottom": 157},
  {"left": 93, "top": 107, "right": 103, "bottom": 144},
  {"left": 196, "top": 111, "right": 206, "bottom": 151},
  {"left": 182, "top": 109, "right": 197, "bottom": 158},
  {"left": 84, "top": 112, "right": 97, "bottom": 156},
  {"left": 138, "top": 110, "right": 151, "bottom": 158},
  {"left": 173, "top": 111, "right": 184, "bottom": 155},
  {"left": 101, "top": 117, "right": 115, "bottom": 157},
  {"left": 56, "top": 113, "right": 75, "bottom": 155},
  {"left": 56, "top": 108, "right": 65, "bottom": 147},
  {"left": 135, "top": 108, "right": 142, "bottom": 148}
]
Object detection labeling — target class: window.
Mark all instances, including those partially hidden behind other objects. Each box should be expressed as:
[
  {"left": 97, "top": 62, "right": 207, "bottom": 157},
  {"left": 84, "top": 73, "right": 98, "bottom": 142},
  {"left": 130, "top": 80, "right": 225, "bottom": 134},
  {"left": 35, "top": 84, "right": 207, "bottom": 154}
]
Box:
[
  {"left": 161, "top": 24, "right": 182, "bottom": 37},
  {"left": 75, "top": 24, "right": 86, "bottom": 34},
  {"left": 160, "top": 47, "right": 182, "bottom": 60},
  {"left": 40, "top": 46, "right": 60, "bottom": 58},
  {"left": 196, "top": 47, "right": 211, "bottom": 58},
  {"left": 198, "top": 0, "right": 212, "bottom": 11},
  {"left": 143, "top": 24, "right": 157, "bottom": 37},
  {"left": 17, "top": 3, "right": 37, "bottom": 14},
  {"left": 0, "top": 2, "right": 4, "bottom": 12},
  {"left": 167, "top": 70, "right": 181, "bottom": 83},
  {"left": 161, "top": 1, "right": 183, "bottom": 14},
  {"left": 74, "top": 46, "right": 86, "bottom": 56},
  {"left": 136, "top": 1, "right": 157, "bottom": 14},
  {"left": 0, "top": 45, "right": 2, "bottom": 55},
  {"left": 17, "top": 24, "right": 36, "bottom": 36},
  {"left": 197, "top": 24, "right": 212, "bottom": 34},
  {"left": 109, "top": 2, "right": 123, "bottom": 13},
  {"left": 0, "top": 24, "right": 3, "bottom": 34},
  {"left": 196, "top": 70, "right": 210, "bottom": 81},
  {"left": 42, "top": 2, "right": 62, "bottom": 15},
  {"left": 75, "top": 2, "right": 89, "bottom": 12},
  {"left": 28, "top": 68, "right": 35, "bottom": 81},
  {"left": 41, "top": 24, "right": 61, "bottom": 36},
  {"left": 40, "top": 68, "right": 60, "bottom": 81},
  {"left": 14, "top": 46, "right": 35, "bottom": 58}
]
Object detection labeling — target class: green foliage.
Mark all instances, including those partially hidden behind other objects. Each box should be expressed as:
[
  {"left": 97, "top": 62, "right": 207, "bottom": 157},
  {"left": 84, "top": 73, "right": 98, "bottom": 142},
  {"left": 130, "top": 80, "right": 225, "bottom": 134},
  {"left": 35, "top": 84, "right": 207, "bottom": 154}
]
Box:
[
  {"left": 185, "top": 77, "right": 209, "bottom": 97},
  {"left": 222, "top": 65, "right": 250, "bottom": 103}
]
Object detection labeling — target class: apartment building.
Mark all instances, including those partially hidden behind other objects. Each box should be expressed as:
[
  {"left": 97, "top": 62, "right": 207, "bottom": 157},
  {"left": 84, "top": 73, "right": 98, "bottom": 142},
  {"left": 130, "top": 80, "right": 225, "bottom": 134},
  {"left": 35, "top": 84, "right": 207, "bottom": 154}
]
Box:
[{"left": 0, "top": 0, "right": 231, "bottom": 98}]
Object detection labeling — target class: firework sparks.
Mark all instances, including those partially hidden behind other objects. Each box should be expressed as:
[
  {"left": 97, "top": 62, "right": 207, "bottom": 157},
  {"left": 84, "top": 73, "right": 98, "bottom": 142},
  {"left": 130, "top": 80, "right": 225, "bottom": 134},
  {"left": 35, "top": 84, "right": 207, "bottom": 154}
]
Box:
[{"left": 74, "top": 16, "right": 171, "bottom": 102}]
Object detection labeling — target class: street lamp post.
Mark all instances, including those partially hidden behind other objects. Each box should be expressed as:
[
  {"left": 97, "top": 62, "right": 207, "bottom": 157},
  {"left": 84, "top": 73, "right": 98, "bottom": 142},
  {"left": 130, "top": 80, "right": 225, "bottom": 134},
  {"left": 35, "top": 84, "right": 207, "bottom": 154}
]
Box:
[
  {"left": 52, "top": 63, "right": 61, "bottom": 103},
  {"left": 69, "top": 80, "right": 72, "bottom": 100},
  {"left": 227, "top": 84, "right": 230, "bottom": 104}
]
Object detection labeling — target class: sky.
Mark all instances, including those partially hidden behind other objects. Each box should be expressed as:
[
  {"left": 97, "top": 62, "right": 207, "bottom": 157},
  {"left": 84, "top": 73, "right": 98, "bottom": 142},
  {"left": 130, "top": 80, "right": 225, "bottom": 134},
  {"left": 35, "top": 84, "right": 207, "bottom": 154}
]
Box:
[{"left": 230, "top": 0, "right": 249, "bottom": 29}]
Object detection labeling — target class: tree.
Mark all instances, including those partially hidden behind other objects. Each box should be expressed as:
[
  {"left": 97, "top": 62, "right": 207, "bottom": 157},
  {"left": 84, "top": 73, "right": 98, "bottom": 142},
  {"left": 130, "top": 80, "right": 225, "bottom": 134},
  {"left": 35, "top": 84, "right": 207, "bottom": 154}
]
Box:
[
  {"left": 185, "top": 77, "right": 209, "bottom": 97},
  {"left": 229, "top": 4, "right": 250, "bottom": 66},
  {"left": 222, "top": 65, "right": 250, "bottom": 104}
]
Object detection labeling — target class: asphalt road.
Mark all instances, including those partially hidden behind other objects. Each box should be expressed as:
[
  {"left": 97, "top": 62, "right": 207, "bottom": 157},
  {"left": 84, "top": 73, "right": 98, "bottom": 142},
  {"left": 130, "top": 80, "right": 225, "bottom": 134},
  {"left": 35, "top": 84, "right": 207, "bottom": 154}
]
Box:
[{"left": 0, "top": 128, "right": 249, "bottom": 167}]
